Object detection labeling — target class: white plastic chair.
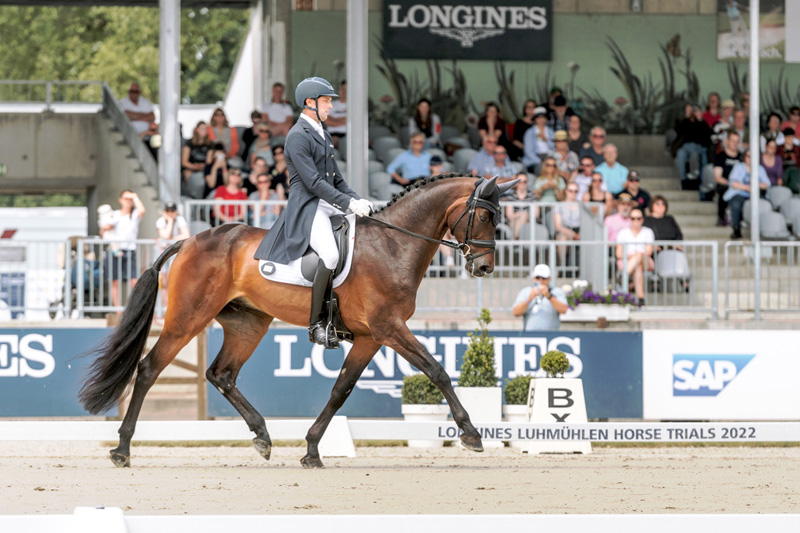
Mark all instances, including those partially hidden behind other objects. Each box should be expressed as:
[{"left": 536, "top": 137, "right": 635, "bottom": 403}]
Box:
[
  {"left": 767, "top": 185, "right": 793, "bottom": 211},
  {"left": 452, "top": 148, "right": 478, "bottom": 174},
  {"left": 759, "top": 211, "right": 790, "bottom": 239}
]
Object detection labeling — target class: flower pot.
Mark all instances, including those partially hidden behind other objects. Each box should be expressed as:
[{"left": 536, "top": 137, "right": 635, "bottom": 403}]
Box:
[
  {"left": 454, "top": 386, "right": 503, "bottom": 448},
  {"left": 401, "top": 404, "right": 451, "bottom": 448},
  {"left": 502, "top": 404, "right": 530, "bottom": 450},
  {"left": 562, "top": 305, "right": 630, "bottom": 322}
]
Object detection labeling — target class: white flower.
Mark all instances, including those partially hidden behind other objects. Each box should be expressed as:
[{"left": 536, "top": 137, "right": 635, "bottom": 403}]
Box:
[
  {"left": 602, "top": 289, "right": 612, "bottom": 296},
  {"left": 561, "top": 284, "right": 574, "bottom": 294}
]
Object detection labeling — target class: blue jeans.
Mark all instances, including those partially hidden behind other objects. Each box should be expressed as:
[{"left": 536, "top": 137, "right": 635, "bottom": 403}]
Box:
[
  {"left": 676, "top": 142, "right": 708, "bottom": 182},
  {"left": 728, "top": 194, "right": 747, "bottom": 230}
]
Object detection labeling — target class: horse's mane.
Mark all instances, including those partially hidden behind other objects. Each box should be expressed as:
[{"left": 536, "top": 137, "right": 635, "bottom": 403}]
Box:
[{"left": 374, "top": 172, "right": 477, "bottom": 214}]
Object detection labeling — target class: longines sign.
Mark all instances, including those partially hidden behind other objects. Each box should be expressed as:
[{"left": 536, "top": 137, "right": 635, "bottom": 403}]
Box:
[{"left": 383, "top": 0, "right": 553, "bottom": 60}]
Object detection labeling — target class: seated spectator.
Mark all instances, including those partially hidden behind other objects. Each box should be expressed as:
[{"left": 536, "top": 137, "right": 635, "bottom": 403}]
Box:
[
  {"left": 213, "top": 168, "right": 248, "bottom": 224},
  {"left": 713, "top": 131, "right": 742, "bottom": 226},
  {"left": 120, "top": 82, "right": 155, "bottom": 135},
  {"left": 204, "top": 143, "right": 229, "bottom": 199},
  {"left": 181, "top": 121, "right": 211, "bottom": 198},
  {"left": 702, "top": 92, "right": 722, "bottom": 128},
  {"left": 267, "top": 147, "right": 289, "bottom": 200},
  {"left": 522, "top": 106, "right": 553, "bottom": 173},
  {"left": 595, "top": 144, "right": 629, "bottom": 195},
  {"left": 247, "top": 124, "right": 274, "bottom": 170},
  {"left": 533, "top": 156, "right": 566, "bottom": 203},
  {"left": 724, "top": 109, "right": 749, "bottom": 153},
  {"left": 511, "top": 99, "right": 537, "bottom": 161},
  {"left": 244, "top": 156, "right": 268, "bottom": 196},
  {"left": 551, "top": 130, "right": 579, "bottom": 183},
  {"left": 605, "top": 193, "right": 634, "bottom": 242},
  {"left": 139, "top": 121, "right": 160, "bottom": 161},
  {"left": 583, "top": 171, "right": 614, "bottom": 218},
  {"left": 502, "top": 172, "right": 536, "bottom": 240},
  {"left": 240, "top": 110, "right": 263, "bottom": 162},
  {"left": 262, "top": 82, "right": 294, "bottom": 137},
  {"left": 616, "top": 206, "right": 654, "bottom": 306},
  {"left": 575, "top": 156, "right": 601, "bottom": 200},
  {"left": 566, "top": 114, "right": 589, "bottom": 155},
  {"left": 710, "top": 99, "right": 736, "bottom": 151},
  {"left": 484, "top": 144, "right": 516, "bottom": 179},
  {"left": 621, "top": 170, "right": 651, "bottom": 214},
  {"left": 469, "top": 134, "right": 509, "bottom": 177},
  {"left": 207, "top": 107, "right": 242, "bottom": 164},
  {"left": 579, "top": 126, "right": 606, "bottom": 165},
  {"left": 387, "top": 132, "right": 432, "bottom": 186},
  {"left": 547, "top": 95, "right": 574, "bottom": 132},
  {"left": 761, "top": 138, "right": 783, "bottom": 186},
  {"left": 644, "top": 195, "right": 684, "bottom": 248},
  {"left": 326, "top": 80, "right": 347, "bottom": 149},
  {"left": 430, "top": 155, "right": 444, "bottom": 176},
  {"left": 248, "top": 172, "right": 280, "bottom": 229},
  {"left": 409, "top": 97, "right": 441, "bottom": 149},
  {"left": 672, "top": 103, "right": 711, "bottom": 187},
  {"left": 478, "top": 102, "right": 509, "bottom": 149},
  {"left": 554, "top": 184, "right": 581, "bottom": 263},
  {"left": 760, "top": 112, "right": 784, "bottom": 152},
  {"left": 778, "top": 127, "right": 800, "bottom": 192},
  {"left": 781, "top": 106, "right": 800, "bottom": 133},
  {"left": 723, "top": 149, "right": 770, "bottom": 239}
]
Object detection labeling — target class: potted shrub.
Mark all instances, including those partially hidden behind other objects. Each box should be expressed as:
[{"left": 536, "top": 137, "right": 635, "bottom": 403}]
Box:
[
  {"left": 401, "top": 374, "right": 449, "bottom": 448},
  {"left": 540, "top": 349, "right": 570, "bottom": 377},
  {"left": 561, "top": 279, "right": 637, "bottom": 323},
  {"left": 455, "top": 308, "right": 502, "bottom": 448},
  {"left": 503, "top": 374, "right": 533, "bottom": 449}
]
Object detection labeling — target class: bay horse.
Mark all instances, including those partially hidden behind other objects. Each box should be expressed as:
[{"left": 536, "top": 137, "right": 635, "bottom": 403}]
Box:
[{"left": 79, "top": 174, "right": 516, "bottom": 468}]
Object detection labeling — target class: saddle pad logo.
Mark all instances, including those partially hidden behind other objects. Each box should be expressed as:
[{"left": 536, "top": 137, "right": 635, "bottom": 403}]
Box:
[
  {"left": 260, "top": 261, "right": 276, "bottom": 276},
  {"left": 672, "top": 354, "right": 755, "bottom": 397}
]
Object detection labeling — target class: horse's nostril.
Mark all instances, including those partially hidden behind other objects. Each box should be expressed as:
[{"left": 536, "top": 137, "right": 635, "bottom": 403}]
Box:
[{"left": 480, "top": 264, "right": 492, "bottom": 274}]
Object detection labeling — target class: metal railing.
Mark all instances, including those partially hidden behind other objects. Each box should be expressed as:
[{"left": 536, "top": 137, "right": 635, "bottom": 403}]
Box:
[
  {"left": 724, "top": 241, "right": 800, "bottom": 317},
  {"left": 0, "top": 239, "right": 69, "bottom": 320},
  {"left": 0, "top": 80, "right": 103, "bottom": 108}
]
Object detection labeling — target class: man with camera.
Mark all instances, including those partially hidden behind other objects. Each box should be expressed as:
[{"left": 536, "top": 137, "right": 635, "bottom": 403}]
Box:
[{"left": 512, "top": 264, "right": 568, "bottom": 331}]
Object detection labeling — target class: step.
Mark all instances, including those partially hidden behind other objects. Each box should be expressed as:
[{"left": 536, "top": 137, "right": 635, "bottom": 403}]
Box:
[
  {"left": 681, "top": 226, "right": 734, "bottom": 240},
  {"left": 671, "top": 214, "right": 719, "bottom": 227},
  {"left": 667, "top": 201, "right": 717, "bottom": 215},
  {"left": 650, "top": 190, "right": 706, "bottom": 202},
  {"left": 629, "top": 165, "right": 678, "bottom": 178},
  {"left": 639, "top": 177, "right": 681, "bottom": 191}
]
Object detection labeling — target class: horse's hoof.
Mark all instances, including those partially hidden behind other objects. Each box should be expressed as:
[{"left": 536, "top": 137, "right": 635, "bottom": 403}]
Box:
[
  {"left": 300, "top": 454, "right": 325, "bottom": 469},
  {"left": 252, "top": 437, "right": 272, "bottom": 461},
  {"left": 460, "top": 434, "right": 484, "bottom": 453},
  {"left": 110, "top": 449, "right": 131, "bottom": 468}
]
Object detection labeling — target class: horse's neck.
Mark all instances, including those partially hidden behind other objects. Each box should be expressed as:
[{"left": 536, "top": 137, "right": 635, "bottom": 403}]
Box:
[{"left": 377, "top": 181, "right": 464, "bottom": 241}]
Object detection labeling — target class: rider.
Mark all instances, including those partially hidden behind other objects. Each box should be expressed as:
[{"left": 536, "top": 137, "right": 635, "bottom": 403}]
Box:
[{"left": 254, "top": 77, "right": 373, "bottom": 348}]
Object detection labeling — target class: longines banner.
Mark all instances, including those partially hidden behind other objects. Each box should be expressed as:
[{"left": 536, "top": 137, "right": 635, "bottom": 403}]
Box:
[{"left": 382, "top": 0, "right": 553, "bottom": 61}]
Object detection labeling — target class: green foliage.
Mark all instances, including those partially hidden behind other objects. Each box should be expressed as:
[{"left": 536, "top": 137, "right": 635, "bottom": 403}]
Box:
[
  {"left": 504, "top": 375, "right": 533, "bottom": 405},
  {"left": 540, "top": 350, "right": 569, "bottom": 378},
  {"left": 401, "top": 374, "right": 444, "bottom": 405},
  {"left": 457, "top": 308, "right": 497, "bottom": 388},
  {"left": 0, "top": 193, "right": 86, "bottom": 208}
]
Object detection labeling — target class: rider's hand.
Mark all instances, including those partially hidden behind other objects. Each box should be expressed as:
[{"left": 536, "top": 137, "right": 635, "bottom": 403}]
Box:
[{"left": 349, "top": 198, "right": 373, "bottom": 217}]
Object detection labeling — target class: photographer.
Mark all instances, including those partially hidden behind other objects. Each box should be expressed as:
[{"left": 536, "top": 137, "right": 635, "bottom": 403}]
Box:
[
  {"left": 511, "top": 264, "right": 568, "bottom": 331},
  {"left": 203, "top": 142, "right": 229, "bottom": 198}
]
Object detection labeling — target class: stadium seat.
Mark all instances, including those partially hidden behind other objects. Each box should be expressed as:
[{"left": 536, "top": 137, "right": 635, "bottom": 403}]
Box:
[
  {"left": 367, "top": 160, "right": 385, "bottom": 174},
  {"left": 452, "top": 148, "right": 478, "bottom": 174},
  {"left": 759, "top": 211, "right": 790, "bottom": 239},
  {"left": 368, "top": 148, "right": 377, "bottom": 161},
  {"left": 427, "top": 147, "right": 447, "bottom": 162},
  {"left": 779, "top": 198, "right": 800, "bottom": 222},
  {"left": 655, "top": 249, "right": 692, "bottom": 294},
  {"left": 792, "top": 213, "right": 800, "bottom": 238},
  {"left": 440, "top": 124, "right": 463, "bottom": 145},
  {"left": 368, "top": 171, "right": 392, "bottom": 198},
  {"left": 766, "top": 185, "right": 792, "bottom": 211},
  {"left": 742, "top": 198, "right": 773, "bottom": 225},
  {"left": 369, "top": 125, "right": 392, "bottom": 142},
  {"left": 373, "top": 136, "right": 402, "bottom": 163},
  {"left": 466, "top": 126, "right": 482, "bottom": 149}
]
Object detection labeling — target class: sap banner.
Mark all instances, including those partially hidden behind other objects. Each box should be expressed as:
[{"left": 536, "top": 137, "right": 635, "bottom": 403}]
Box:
[
  {"left": 0, "top": 328, "right": 116, "bottom": 417},
  {"left": 643, "top": 330, "right": 800, "bottom": 420},
  {"left": 207, "top": 329, "right": 642, "bottom": 419}
]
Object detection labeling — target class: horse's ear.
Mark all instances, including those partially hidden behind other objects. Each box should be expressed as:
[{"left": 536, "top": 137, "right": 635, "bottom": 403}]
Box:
[
  {"left": 476, "top": 175, "right": 498, "bottom": 199},
  {"left": 497, "top": 178, "right": 520, "bottom": 195}
]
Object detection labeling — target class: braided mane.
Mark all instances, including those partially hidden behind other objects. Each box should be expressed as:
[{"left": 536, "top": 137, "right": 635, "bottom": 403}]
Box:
[{"left": 374, "top": 172, "right": 477, "bottom": 213}]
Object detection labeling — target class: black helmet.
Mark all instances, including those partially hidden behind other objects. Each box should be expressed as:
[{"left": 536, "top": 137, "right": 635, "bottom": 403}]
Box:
[{"left": 294, "top": 77, "right": 338, "bottom": 109}]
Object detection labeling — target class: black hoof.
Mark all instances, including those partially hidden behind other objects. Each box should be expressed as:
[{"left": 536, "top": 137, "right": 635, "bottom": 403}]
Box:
[
  {"left": 110, "top": 449, "right": 131, "bottom": 468},
  {"left": 252, "top": 437, "right": 272, "bottom": 461},
  {"left": 300, "top": 454, "right": 325, "bottom": 469},
  {"left": 460, "top": 434, "right": 484, "bottom": 453}
]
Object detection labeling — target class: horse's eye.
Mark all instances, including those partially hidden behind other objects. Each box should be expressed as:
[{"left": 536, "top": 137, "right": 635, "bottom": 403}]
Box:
[{"left": 479, "top": 213, "right": 489, "bottom": 223}]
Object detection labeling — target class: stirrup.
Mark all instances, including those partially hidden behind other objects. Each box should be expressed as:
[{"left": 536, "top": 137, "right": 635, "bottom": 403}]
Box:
[{"left": 309, "top": 321, "right": 339, "bottom": 349}]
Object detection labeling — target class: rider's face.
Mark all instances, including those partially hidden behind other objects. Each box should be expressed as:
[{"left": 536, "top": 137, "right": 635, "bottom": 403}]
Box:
[{"left": 316, "top": 96, "right": 333, "bottom": 121}]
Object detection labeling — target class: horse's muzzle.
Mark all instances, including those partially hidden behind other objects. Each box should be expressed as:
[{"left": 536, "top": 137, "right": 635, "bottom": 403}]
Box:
[{"left": 466, "top": 260, "right": 494, "bottom": 277}]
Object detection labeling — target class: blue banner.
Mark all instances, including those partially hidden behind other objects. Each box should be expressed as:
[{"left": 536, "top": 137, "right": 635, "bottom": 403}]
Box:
[
  {"left": 0, "top": 328, "right": 116, "bottom": 417},
  {"left": 207, "top": 329, "right": 642, "bottom": 419}
]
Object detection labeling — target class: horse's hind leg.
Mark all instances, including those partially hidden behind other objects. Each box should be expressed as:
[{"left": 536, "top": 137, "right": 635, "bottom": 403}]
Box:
[
  {"left": 301, "top": 337, "right": 381, "bottom": 469},
  {"left": 207, "top": 308, "right": 274, "bottom": 461}
]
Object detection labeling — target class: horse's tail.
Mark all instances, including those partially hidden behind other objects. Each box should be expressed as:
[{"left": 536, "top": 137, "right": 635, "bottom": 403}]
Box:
[{"left": 79, "top": 240, "right": 185, "bottom": 414}]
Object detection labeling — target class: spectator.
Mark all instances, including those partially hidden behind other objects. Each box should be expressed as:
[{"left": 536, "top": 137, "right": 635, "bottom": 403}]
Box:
[
  {"left": 243, "top": 156, "right": 268, "bottom": 196},
  {"left": 533, "top": 156, "right": 566, "bottom": 202},
  {"left": 595, "top": 144, "right": 629, "bottom": 195},
  {"left": 713, "top": 130, "right": 742, "bottom": 226},
  {"left": 702, "top": 92, "right": 722, "bottom": 128},
  {"left": 575, "top": 156, "right": 600, "bottom": 200},
  {"left": 207, "top": 107, "right": 241, "bottom": 163},
  {"left": 140, "top": 121, "right": 160, "bottom": 161},
  {"left": 522, "top": 106, "right": 553, "bottom": 173},
  {"left": 761, "top": 138, "right": 783, "bottom": 186},
  {"left": 511, "top": 264, "right": 568, "bottom": 331},
  {"left": 430, "top": 155, "right": 444, "bottom": 176},
  {"left": 119, "top": 82, "right": 155, "bottom": 135},
  {"left": 409, "top": 97, "right": 442, "bottom": 149},
  {"left": 583, "top": 171, "right": 615, "bottom": 218},
  {"left": 247, "top": 124, "right": 275, "bottom": 170},
  {"left": 673, "top": 103, "right": 711, "bottom": 187},
  {"left": 262, "top": 82, "right": 294, "bottom": 137},
  {"left": 510, "top": 99, "right": 537, "bottom": 161},
  {"left": 605, "top": 193, "right": 634, "bottom": 242},
  {"left": 240, "top": 110, "right": 263, "bottom": 162},
  {"left": 760, "top": 112, "right": 784, "bottom": 152},
  {"left": 566, "top": 114, "right": 589, "bottom": 155},
  {"left": 621, "top": 170, "right": 651, "bottom": 213},
  {"left": 616, "top": 206, "right": 654, "bottom": 306},
  {"left": 326, "top": 80, "right": 348, "bottom": 149},
  {"left": 726, "top": 109, "right": 749, "bottom": 152},
  {"left": 387, "top": 132, "right": 432, "bottom": 186},
  {"left": 781, "top": 106, "right": 800, "bottom": 133},
  {"left": 155, "top": 201, "right": 189, "bottom": 311},
  {"left": 551, "top": 130, "right": 579, "bottom": 183},
  {"left": 554, "top": 184, "right": 581, "bottom": 263},
  {"left": 101, "top": 190, "right": 145, "bottom": 309},
  {"left": 724, "top": 149, "right": 770, "bottom": 239},
  {"left": 710, "top": 99, "right": 737, "bottom": 152},
  {"left": 579, "top": 126, "right": 607, "bottom": 166},
  {"left": 739, "top": 92, "right": 751, "bottom": 120},
  {"left": 181, "top": 121, "right": 211, "bottom": 198},
  {"left": 213, "top": 168, "right": 248, "bottom": 224},
  {"left": 478, "top": 102, "right": 509, "bottom": 149},
  {"left": 484, "top": 144, "right": 516, "bottom": 179},
  {"left": 204, "top": 142, "right": 229, "bottom": 199},
  {"left": 469, "top": 134, "right": 509, "bottom": 177},
  {"left": 248, "top": 172, "right": 281, "bottom": 229},
  {"left": 545, "top": 87, "right": 566, "bottom": 114},
  {"left": 778, "top": 127, "right": 800, "bottom": 192},
  {"left": 502, "top": 172, "right": 536, "bottom": 240},
  {"left": 644, "top": 195, "right": 684, "bottom": 246},
  {"left": 547, "top": 95, "right": 573, "bottom": 132},
  {"left": 266, "top": 147, "right": 289, "bottom": 200}
]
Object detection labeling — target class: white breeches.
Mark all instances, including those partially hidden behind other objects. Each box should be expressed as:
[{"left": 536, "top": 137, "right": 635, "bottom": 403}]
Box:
[{"left": 310, "top": 199, "right": 343, "bottom": 270}]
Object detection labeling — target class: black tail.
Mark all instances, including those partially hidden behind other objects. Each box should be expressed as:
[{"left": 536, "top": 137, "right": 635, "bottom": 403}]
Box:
[{"left": 78, "top": 240, "right": 185, "bottom": 414}]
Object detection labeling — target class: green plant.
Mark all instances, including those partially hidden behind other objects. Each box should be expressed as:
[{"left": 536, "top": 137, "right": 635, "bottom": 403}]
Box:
[
  {"left": 540, "top": 350, "right": 569, "bottom": 378},
  {"left": 504, "top": 375, "right": 533, "bottom": 405},
  {"left": 401, "top": 374, "right": 444, "bottom": 405},
  {"left": 457, "top": 308, "right": 497, "bottom": 387},
  {"left": 561, "top": 280, "right": 639, "bottom": 309}
]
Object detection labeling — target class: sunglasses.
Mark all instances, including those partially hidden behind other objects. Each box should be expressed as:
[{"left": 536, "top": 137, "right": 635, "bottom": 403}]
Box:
[
  {"left": 591, "top": 134, "right": 606, "bottom": 138},
  {"left": 630, "top": 216, "right": 643, "bottom": 221},
  {"left": 567, "top": 189, "right": 578, "bottom": 193},
  {"left": 534, "top": 276, "right": 546, "bottom": 280},
  {"left": 494, "top": 151, "right": 507, "bottom": 155},
  {"left": 544, "top": 163, "right": 557, "bottom": 168},
  {"left": 592, "top": 178, "right": 603, "bottom": 182},
  {"left": 274, "top": 150, "right": 284, "bottom": 155}
]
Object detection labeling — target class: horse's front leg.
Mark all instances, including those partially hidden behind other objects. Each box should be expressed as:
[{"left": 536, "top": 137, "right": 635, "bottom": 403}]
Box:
[
  {"left": 301, "top": 337, "right": 381, "bottom": 469},
  {"left": 376, "top": 323, "right": 483, "bottom": 453}
]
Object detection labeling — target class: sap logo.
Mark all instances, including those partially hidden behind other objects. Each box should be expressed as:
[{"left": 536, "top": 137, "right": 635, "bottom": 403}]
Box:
[
  {"left": 0, "top": 334, "right": 56, "bottom": 378},
  {"left": 672, "top": 354, "right": 754, "bottom": 397}
]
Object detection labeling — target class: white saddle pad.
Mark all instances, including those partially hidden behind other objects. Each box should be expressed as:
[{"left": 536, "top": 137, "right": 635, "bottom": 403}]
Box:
[{"left": 257, "top": 213, "right": 356, "bottom": 288}]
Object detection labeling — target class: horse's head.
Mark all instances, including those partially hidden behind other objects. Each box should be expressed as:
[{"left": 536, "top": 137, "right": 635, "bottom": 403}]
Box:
[{"left": 448, "top": 176, "right": 519, "bottom": 277}]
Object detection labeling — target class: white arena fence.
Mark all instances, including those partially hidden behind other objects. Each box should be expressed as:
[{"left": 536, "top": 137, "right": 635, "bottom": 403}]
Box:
[{"left": 724, "top": 241, "right": 800, "bottom": 316}]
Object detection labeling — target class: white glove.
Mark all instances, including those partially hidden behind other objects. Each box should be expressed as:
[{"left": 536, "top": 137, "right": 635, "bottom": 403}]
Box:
[{"left": 349, "top": 198, "right": 373, "bottom": 217}]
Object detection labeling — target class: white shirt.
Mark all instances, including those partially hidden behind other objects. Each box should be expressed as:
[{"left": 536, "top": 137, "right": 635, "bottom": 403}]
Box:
[
  {"left": 108, "top": 208, "right": 142, "bottom": 251},
  {"left": 327, "top": 99, "right": 347, "bottom": 134},
  {"left": 617, "top": 226, "right": 655, "bottom": 256},
  {"left": 119, "top": 96, "right": 154, "bottom": 134},
  {"left": 300, "top": 113, "right": 326, "bottom": 141},
  {"left": 155, "top": 214, "right": 188, "bottom": 239},
  {"left": 262, "top": 101, "right": 294, "bottom": 124}
]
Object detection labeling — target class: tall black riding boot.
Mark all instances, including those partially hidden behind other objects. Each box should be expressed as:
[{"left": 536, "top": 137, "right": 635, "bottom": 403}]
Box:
[{"left": 308, "top": 259, "right": 338, "bottom": 349}]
